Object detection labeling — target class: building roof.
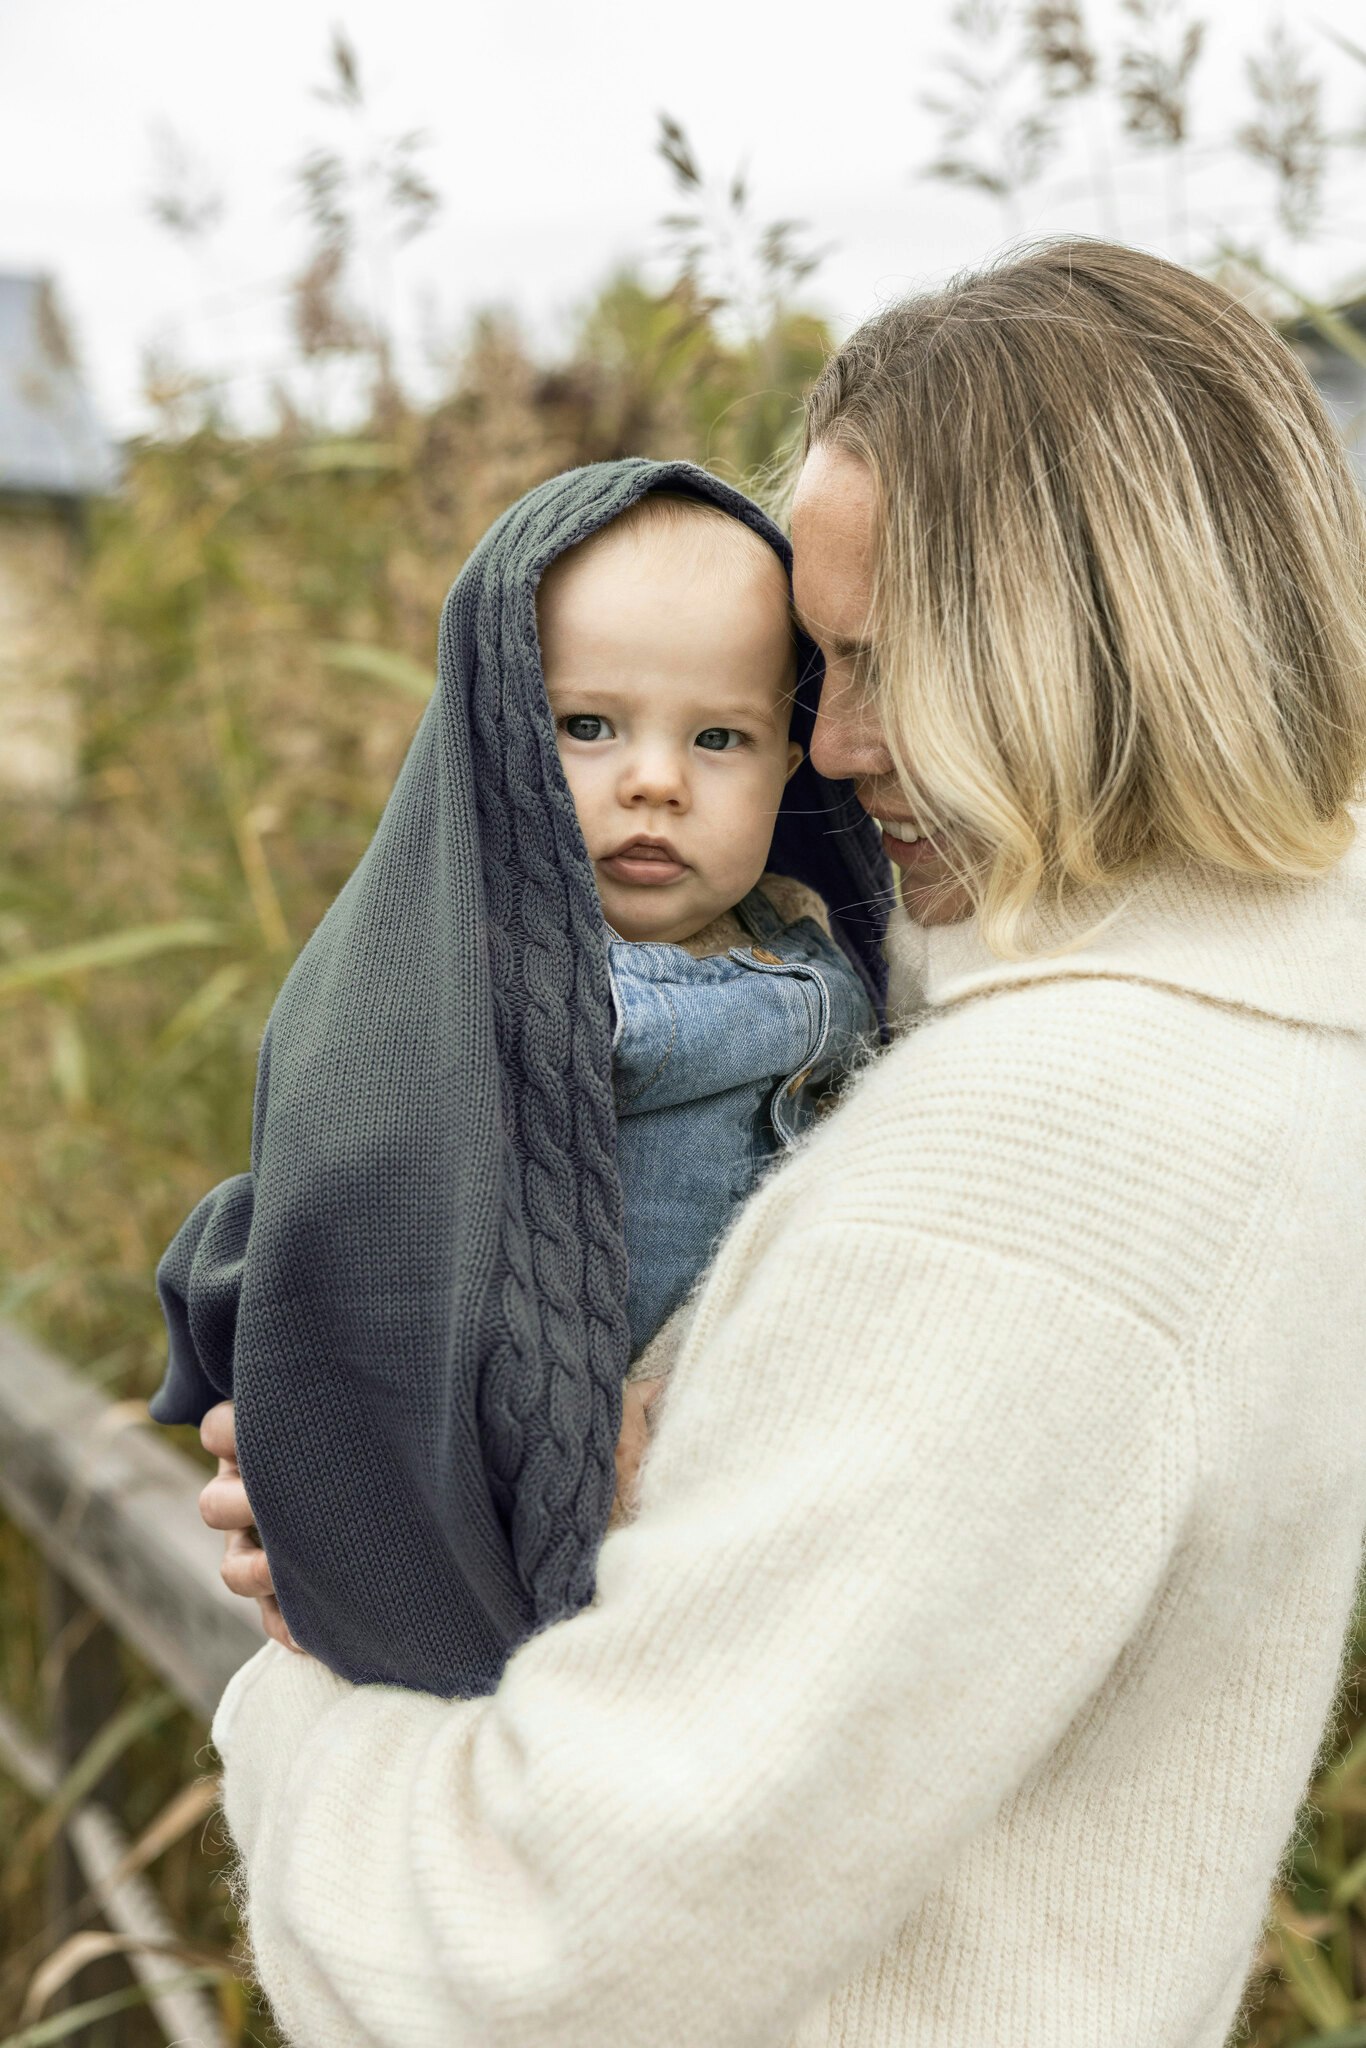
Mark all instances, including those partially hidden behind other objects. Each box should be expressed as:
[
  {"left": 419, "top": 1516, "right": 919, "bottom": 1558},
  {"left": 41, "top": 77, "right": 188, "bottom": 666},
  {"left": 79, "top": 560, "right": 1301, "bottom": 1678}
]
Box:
[
  {"left": 0, "top": 272, "right": 119, "bottom": 498},
  {"left": 1281, "top": 294, "right": 1366, "bottom": 344},
  {"left": 1280, "top": 295, "right": 1366, "bottom": 484}
]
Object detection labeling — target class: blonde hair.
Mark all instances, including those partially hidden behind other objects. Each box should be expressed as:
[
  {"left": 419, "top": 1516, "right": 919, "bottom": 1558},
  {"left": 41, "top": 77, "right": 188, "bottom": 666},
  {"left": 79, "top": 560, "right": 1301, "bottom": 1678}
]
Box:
[{"left": 804, "top": 239, "right": 1366, "bottom": 950}]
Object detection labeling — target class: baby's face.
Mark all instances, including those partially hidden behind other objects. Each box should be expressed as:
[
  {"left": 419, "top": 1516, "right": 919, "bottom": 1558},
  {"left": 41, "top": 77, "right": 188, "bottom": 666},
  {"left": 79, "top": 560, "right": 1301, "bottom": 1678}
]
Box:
[{"left": 538, "top": 522, "right": 803, "bottom": 944}]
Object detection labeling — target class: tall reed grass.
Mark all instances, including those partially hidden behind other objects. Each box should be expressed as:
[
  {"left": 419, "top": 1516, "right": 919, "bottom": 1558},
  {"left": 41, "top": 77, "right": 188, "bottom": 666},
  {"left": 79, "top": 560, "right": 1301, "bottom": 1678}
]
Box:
[{"left": 0, "top": 278, "right": 830, "bottom": 2040}]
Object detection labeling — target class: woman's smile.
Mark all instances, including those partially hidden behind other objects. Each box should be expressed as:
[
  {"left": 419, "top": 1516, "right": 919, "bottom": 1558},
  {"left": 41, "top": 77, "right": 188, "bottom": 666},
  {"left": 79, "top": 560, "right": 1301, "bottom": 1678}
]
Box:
[{"left": 872, "top": 817, "right": 944, "bottom": 866}]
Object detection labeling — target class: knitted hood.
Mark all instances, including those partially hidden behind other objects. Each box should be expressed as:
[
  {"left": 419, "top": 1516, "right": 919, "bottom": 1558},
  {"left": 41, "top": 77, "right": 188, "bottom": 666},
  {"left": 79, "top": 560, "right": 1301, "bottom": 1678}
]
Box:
[{"left": 151, "top": 457, "right": 891, "bottom": 1698}]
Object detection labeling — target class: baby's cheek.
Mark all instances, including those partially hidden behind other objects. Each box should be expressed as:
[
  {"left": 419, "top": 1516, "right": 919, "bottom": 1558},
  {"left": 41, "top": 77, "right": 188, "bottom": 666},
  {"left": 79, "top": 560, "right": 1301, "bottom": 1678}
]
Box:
[
  {"left": 707, "top": 839, "right": 768, "bottom": 917},
  {"left": 556, "top": 755, "right": 607, "bottom": 846},
  {"left": 730, "top": 762, "right": 793, "bottom": 874}
]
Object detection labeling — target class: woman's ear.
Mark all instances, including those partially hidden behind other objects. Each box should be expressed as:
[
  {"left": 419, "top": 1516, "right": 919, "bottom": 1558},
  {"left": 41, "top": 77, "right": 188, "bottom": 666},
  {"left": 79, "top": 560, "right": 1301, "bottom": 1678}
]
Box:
[{"left": 785, "top": 741, "right": 803, "bottom": 781}]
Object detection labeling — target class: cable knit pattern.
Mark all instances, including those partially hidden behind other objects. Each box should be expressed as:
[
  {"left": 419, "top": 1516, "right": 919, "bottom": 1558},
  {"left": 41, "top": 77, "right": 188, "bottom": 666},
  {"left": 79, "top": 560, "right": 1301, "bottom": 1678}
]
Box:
[
  {"left": 212, "top": 835, "right": 1366, "bottom": 2048},
  {"left": 149, "top": 458, "right": 890, "bottom": 1699}
]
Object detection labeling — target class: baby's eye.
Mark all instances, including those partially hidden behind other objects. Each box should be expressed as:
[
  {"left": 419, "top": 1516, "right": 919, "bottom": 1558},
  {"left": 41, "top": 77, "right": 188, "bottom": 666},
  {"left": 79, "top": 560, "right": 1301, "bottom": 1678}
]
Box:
[
  {"left": 694, "top": 727, "right": 748, "bottom": 752},
  {"left": 559, "top": 714, "right": 614, "bottom": 742}
]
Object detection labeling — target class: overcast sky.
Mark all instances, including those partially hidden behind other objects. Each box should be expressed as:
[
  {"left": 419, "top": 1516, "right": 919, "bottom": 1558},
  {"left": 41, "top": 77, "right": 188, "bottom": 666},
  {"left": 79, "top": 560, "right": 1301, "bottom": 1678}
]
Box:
[{"left": 4, "top": 0, "right": 1364, "bottom": 434}]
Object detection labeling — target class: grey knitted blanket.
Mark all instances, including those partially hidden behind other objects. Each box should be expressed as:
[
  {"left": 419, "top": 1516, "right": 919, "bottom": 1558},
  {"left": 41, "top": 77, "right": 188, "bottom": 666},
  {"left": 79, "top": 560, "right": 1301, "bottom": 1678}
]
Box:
[{"left": 151, "top": 458, "right": 891, "bottom": 1697}]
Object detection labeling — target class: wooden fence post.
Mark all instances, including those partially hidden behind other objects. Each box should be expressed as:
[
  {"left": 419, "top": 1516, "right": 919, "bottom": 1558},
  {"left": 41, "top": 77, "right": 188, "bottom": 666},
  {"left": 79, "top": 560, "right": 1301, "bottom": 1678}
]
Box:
[
  {"left": 40, "top": 1565, "right": 128, "bottom": 2046},
  {"left": 0, "top": 1317, "right": 260, "bottom": 2044}
]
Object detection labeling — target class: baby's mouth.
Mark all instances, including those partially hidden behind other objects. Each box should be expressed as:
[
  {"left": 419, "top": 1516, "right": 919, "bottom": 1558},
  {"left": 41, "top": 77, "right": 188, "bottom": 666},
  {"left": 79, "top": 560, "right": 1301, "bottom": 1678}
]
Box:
[{"left": 600, "top": 836, "right": 689, "bottom": 886}]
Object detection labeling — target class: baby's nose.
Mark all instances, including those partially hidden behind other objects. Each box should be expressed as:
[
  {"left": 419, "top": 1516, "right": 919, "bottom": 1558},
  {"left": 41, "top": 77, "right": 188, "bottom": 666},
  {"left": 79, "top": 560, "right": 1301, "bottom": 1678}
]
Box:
[{"left": 621, "top": 746, "right": 689, "bottom": 808}]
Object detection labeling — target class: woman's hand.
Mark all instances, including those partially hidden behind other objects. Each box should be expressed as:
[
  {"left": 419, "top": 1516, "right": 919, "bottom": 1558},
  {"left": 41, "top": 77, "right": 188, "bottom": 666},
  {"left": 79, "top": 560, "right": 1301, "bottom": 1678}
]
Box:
[
  {"left": 609, "top": 1376, "right": 668, "bottom": 1529},
  {"left": 201, "top": 1378, "right": 670, "bottom": 1631},
  {"left": 198, "top": 1401, "right": 303, "bottom": 1653}
]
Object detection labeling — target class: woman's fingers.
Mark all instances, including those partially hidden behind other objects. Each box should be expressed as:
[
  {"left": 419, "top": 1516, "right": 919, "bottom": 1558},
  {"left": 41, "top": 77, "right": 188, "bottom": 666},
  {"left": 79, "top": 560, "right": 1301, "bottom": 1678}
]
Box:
[
  {"left": 221, "top": 1526, "right": 276, "bottom": 1599},
  {"left": 199, "top": 1399, "right": 238, "bottom": 1465},
  {"left": 199, "top": 1467, "right": 257, "bottom": 1533},
  {"left": 198, "top": 1399, "right": 303, "bottom": 1655},
  {"left": 613, "top": 1381, "right": 659, "bottom": 1522},
  {"left": 258, "top": 1594, "right": 305, "bottom": 1653},
  {"left": 636, "top": 1374, "right": 668, "bottom": 1425},
  {"left": 220, "top": 1539, "right": 304, "bottom": 1654},
  {"left": 219, "top": 1528, "right": 305, "bottom": 1654}
]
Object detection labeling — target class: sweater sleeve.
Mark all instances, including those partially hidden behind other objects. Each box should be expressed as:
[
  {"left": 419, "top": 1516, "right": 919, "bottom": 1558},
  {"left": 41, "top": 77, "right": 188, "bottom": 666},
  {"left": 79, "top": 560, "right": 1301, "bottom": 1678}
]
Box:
[{"left": 213, "top": 1142, "right": 1197, "bottom": 2048}]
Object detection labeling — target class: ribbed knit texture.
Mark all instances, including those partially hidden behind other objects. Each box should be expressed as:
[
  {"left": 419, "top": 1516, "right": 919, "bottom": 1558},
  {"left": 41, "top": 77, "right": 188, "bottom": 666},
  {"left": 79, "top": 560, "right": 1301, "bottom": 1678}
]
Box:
[
  {"left": 212, "top": 833, "right": 1366, "bottom": 2048},
  {"left": 149, "top": 458, "right": 891, "bottom": 1698}
]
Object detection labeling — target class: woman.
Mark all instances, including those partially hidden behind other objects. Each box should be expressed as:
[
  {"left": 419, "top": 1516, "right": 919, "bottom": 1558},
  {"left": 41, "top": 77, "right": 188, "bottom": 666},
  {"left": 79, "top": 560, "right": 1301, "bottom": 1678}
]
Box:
[{"left": 200, "top": 239, "right": 1366, "bottom": 2048}]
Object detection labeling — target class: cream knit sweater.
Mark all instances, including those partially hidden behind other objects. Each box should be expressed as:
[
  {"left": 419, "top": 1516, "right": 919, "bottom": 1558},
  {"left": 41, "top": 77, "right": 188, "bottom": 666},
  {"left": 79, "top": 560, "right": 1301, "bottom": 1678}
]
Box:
[{"left": 213, "top": 837, "right": 1366, "bottom": 2048}]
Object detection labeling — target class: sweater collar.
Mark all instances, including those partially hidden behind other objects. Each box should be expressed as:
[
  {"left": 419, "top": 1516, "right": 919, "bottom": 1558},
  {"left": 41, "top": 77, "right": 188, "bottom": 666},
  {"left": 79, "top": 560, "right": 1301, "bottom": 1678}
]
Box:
[{"left": 887, "top": 818, "right": 1366, "bottom": 1036}]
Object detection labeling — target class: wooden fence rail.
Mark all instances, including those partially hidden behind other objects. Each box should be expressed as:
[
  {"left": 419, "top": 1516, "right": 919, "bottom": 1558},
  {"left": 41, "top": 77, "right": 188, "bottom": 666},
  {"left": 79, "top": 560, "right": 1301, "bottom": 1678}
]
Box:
[{"left": 0, "top": 1316, "right": 260, "bottom": 2046}]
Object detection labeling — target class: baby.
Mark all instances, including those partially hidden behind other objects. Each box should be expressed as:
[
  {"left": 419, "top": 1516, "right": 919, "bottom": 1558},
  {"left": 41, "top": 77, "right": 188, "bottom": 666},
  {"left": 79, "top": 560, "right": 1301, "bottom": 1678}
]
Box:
[
  {"left": 152, "top": 458, "right": 888, "bottom": 1696},
  {"left": 539, "top": 493, "right": 874, "bottom": 1383},
  {"left": 537, "top": 493, "right": 877, "bottom": 1513}
]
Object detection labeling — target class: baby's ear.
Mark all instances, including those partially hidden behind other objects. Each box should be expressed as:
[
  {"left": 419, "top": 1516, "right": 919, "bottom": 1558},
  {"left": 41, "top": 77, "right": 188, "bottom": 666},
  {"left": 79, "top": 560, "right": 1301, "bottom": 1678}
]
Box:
[{"left": 784, "top": 740, "right": 803, "bottom": 782}]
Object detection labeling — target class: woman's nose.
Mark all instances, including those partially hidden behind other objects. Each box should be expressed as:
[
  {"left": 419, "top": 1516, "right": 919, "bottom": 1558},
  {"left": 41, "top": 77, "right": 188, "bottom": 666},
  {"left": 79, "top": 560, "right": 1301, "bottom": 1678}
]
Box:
[{"left": 808, "top": 663, "right": 895, "bottom": 785}]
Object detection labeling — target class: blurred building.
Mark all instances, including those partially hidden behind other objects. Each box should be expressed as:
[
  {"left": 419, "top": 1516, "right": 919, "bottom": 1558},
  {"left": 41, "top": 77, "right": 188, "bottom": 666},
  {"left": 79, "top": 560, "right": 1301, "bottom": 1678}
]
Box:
[
  {"left": 0, "top": 272, "right": 118, "bottom": 799},
  {"left": 1285, "top": 300, "right": 1366, "bottom": 488}
]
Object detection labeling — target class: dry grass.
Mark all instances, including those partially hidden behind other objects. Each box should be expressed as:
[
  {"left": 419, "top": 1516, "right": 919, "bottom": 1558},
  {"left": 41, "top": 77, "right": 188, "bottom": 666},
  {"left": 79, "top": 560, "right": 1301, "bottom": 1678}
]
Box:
[{"left": 0, "top": 278, "right": 827, "bottom": 2038}]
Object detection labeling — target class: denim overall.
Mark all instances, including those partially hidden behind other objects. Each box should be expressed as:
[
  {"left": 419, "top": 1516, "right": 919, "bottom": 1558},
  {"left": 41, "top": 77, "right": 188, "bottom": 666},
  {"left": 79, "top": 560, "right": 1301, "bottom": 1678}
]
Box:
[{"left": 607, "top": 884, "right": 876, "bottom": 1359}]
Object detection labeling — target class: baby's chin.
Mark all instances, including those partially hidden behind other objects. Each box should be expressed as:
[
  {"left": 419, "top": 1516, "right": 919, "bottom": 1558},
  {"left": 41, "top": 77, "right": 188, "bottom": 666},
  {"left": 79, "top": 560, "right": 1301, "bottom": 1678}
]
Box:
[{"left": 596, "top": 873, "right": 747, "bottom": 946}]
